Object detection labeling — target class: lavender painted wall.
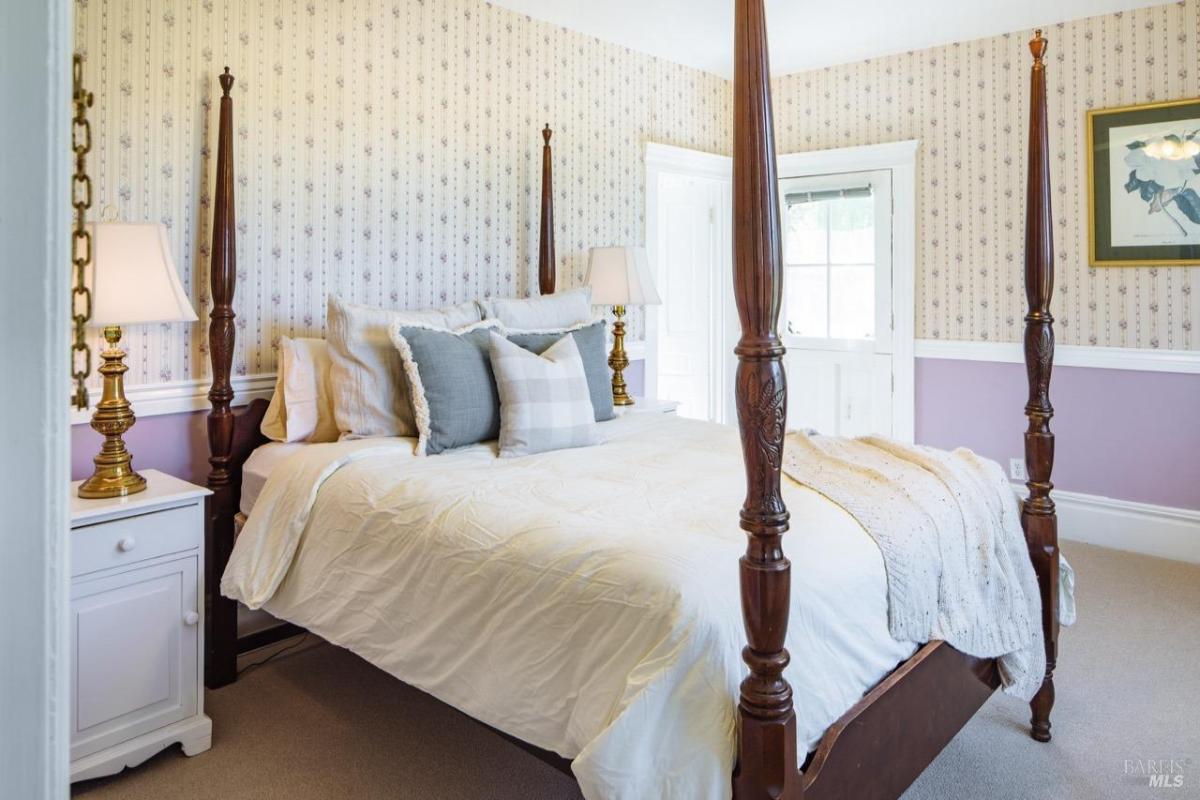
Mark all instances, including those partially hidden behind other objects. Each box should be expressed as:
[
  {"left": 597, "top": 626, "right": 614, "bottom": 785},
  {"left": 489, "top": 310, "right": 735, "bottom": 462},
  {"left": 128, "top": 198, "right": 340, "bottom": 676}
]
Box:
[
  {"left": 72, "top": 409, "right": 211, "bottom": 487},
  {"left": 915, "top": 359, "right": 1200, "bottom": 511},
  {"left": 625, "top": 360, "right": 646, "bottom": 399}
]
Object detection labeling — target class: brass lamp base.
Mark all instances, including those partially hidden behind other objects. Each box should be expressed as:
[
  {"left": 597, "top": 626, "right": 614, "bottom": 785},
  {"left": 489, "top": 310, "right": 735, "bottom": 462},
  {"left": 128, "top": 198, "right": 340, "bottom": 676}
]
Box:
[
  {"left": 608, "top": 305, "right": 634, "bottom": 407},
  {"left": 78, "top": 326, "right": 147, "bottom": 499}
]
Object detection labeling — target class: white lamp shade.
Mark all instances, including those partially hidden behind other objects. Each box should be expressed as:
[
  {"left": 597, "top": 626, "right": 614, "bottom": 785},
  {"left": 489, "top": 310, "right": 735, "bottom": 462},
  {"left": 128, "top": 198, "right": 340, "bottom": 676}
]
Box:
[
  {"left": 88, "top": 223, "right": 198, "bottom": 326},
  {"left": 585, "top": 246, "right": 661, "bottom": 307}
]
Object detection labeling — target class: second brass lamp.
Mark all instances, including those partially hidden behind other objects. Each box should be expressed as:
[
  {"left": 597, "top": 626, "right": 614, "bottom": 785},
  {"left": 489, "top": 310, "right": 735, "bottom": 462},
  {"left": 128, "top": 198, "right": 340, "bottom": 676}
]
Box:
[{"left": 585, "top": 246, "right": 661, "bottom": 406}]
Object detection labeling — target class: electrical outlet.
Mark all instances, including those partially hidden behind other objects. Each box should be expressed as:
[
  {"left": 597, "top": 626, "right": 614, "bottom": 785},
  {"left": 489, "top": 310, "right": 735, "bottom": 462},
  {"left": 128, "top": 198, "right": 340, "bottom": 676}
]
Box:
[{"left": 1009, "top": 458, "right": 1028, "bottom": 481}]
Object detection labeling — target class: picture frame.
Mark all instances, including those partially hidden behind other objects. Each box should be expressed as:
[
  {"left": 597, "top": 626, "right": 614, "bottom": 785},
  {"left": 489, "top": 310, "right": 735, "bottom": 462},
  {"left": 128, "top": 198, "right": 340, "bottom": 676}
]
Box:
[{"left": 1087, "top": 97, "right": 1200, "bottom": 266}]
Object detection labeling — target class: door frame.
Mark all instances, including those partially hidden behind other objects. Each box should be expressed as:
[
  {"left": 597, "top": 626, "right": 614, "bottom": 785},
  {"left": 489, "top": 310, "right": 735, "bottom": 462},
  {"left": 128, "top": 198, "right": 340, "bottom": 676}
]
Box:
[
  {"left": 777, "top": 140, "right": 918, "bottom": 441},
  {"left": 643, "top": 143, "right": 733, "bottom": 409},
  {"left": 1, "top": 0, "right": 73, "bottom": 796}
]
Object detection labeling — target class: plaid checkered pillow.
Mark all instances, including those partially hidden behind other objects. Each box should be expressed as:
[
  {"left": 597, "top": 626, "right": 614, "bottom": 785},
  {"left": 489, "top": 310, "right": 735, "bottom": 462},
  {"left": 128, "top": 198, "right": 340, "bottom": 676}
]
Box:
[{"left": 489, "top": 332, "right": 601, "bottom": 458}]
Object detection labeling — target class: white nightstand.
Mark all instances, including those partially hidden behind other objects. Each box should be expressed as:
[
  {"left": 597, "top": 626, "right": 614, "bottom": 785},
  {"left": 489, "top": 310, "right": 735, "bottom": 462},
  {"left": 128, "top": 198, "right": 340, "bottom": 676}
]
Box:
[
  {"left": 69, "top": 469, "right": 213, "bottom": 782},
  {"left": 613, "top": 397, "right": 680, "bottom": 416}
]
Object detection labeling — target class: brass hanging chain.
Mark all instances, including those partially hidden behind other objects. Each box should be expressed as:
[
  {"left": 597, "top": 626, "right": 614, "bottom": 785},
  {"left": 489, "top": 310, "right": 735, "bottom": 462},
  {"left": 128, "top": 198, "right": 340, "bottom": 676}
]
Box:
[{"left": 71, "top": 53, "right": 95, "bottom": 410}]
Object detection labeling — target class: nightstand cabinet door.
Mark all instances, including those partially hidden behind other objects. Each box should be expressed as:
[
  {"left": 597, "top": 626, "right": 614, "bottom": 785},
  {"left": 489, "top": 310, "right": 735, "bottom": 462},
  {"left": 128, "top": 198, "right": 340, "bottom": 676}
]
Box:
[{"left": 70, "top": 555, "right": 199, "bottom": 762}]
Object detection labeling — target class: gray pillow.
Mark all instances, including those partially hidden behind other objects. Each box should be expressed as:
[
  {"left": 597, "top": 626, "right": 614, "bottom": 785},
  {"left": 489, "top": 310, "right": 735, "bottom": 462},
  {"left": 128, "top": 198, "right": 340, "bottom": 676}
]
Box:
[
  {"left": 489, "top": 332, "right": 601, "bottom": 458},
  {"left": 508, "top": 321, "right": 614, "bottom": 422},
  {"left": 388, "top": 323, "right": 501, "bottom": 455}
]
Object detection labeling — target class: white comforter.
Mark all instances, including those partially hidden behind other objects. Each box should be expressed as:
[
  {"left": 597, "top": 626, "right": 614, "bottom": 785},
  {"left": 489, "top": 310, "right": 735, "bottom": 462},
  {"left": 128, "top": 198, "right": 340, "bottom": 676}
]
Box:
[{"left": 223, "top": 413, "right": 917, "bottom": 800}]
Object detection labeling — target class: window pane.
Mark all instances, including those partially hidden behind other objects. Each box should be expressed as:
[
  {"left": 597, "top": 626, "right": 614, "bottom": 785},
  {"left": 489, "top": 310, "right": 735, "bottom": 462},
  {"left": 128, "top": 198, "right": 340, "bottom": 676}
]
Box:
[
  {"left": 829, "top": 195, "right": 874, "bottom": 264},
  {"left": 785, "top": 265, "right": 828, "bottom": 338},
  {"left": 784, "top": 201, "right": 827, "bottom": 265},
  {"left": 829, "top": 264, "right": 875, "bottom": 340}
]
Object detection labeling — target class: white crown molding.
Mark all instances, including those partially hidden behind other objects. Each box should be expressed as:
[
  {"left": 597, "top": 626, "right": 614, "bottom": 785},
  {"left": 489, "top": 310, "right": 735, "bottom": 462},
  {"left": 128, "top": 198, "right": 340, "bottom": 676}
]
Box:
[
  {"left": 916, "top": 339, "right": 1200, "bottom": 375},
  {"left": 1013, "top": 484, "right": 1200, "bottom": 564},
  {"left": 645, "top": 142, "right": 731, "bottom": 179},
  {"left": 70, "top": 374, "right": 276, "bottom": 425},
  {"left": 777, "top": 139, "right": 920, "bottom": 177}
]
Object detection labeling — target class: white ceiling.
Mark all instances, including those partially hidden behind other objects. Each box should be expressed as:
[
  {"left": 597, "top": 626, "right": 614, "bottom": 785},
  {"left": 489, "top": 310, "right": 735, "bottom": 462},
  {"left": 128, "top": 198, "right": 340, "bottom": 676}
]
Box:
[{"left": 489, "top": 0, "right": 1174, "bottom": 77}]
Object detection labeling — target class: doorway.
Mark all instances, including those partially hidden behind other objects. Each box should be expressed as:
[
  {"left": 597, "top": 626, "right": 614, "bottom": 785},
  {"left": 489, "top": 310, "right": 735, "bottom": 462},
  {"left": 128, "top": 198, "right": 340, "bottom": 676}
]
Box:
[
  {"left": 646, "top": 140, "right": 916, "bottom": 439},
  {"left": 644, "top": 144, "right": 733, "bottom": 422},
  {"left": 779, "top": 169, "right": 894, "bottom": 438}
]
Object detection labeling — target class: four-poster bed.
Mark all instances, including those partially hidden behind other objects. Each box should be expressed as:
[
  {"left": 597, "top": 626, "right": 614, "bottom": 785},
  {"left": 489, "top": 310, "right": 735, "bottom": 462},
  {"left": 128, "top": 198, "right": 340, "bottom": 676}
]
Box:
[{"left": 202, "top": 3, "right": 1061, "bottom": 797}]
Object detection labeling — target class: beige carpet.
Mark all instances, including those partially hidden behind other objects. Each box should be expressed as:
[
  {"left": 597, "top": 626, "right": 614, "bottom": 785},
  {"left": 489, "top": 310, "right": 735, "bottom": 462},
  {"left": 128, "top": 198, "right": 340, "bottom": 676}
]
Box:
[{"left": 73, "top": 542, "right": 1200, "bottom": 800}]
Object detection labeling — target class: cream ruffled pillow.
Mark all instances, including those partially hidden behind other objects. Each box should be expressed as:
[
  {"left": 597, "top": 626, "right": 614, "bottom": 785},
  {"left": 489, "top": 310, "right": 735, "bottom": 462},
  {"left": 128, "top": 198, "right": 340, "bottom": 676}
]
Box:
[{"left": 261, "top": 337, "right": 339, "bottom": 443}]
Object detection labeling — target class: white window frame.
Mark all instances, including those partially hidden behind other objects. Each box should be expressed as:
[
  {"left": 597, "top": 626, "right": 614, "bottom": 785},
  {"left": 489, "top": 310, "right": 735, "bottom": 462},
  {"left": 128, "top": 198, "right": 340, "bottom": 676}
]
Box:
[{"left": 779, "top": 169, "right": 891, "bottom": 347}]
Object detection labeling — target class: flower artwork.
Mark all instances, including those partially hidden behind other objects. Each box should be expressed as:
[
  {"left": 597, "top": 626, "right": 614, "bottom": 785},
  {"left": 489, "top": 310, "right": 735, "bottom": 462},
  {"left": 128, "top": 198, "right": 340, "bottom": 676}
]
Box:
[
  {"left": 1088, "top": 99, "right": 1200, "bottom": 266},
  {"left": 1122, "top": 133, "right": 1200, "bottom": 237}
]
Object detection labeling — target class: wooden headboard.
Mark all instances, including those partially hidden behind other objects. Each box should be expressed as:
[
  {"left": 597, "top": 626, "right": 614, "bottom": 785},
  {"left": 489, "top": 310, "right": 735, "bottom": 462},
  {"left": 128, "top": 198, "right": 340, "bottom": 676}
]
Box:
[{"left": 201, "top": 66, "right": 560, "bottom": 687}]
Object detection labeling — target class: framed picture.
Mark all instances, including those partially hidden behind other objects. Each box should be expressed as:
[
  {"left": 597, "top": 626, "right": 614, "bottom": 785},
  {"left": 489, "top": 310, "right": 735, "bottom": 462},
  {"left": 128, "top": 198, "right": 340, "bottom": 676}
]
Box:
[{"left": 1087, "top": 98, "right": 1200, "bottom": 266}]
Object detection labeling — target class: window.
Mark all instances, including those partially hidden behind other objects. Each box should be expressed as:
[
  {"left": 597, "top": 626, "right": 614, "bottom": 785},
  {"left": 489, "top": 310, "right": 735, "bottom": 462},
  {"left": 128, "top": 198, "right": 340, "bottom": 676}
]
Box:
[{"left": 782, "top": 185, "right": 875, "bottom": 341}]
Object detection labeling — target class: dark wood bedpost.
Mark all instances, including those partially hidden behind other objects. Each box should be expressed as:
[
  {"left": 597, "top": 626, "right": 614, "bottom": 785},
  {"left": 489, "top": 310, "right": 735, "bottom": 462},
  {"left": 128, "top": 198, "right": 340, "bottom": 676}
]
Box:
[
  {"left": 730, "top": 1, "right": 800, "bottom": 798},
  {"left": 206, "top": 66, "right": 239, "bottom": 689},
  {"left": 1021, "top": 30, "right": 1060, "bottom": 744},
  {"left": 538, "top": 125, "right": 556, "bottom": 295}
]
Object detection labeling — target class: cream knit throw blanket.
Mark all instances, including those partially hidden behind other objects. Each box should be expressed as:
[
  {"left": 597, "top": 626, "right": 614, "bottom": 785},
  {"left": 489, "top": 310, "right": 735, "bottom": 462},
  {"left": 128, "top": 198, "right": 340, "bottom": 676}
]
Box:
[{"left": 782, "top": 433, "right": 1046, "bottom": 701}]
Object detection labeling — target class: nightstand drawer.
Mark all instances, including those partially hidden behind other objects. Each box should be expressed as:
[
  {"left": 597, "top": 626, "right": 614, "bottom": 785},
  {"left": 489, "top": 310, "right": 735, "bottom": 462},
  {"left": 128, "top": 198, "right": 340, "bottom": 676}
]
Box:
[{"left": 72, "top": 502, "right": 203, "bottom": 577}]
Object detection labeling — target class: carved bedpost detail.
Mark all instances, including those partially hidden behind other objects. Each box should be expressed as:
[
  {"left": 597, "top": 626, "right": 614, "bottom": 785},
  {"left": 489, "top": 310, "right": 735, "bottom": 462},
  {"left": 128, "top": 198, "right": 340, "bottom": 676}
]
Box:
[
  {"left": 730, "top": 1, "right": 800, "bottom": 798},
  {"left": 1022, "top": 31, "right": 1060, "bottom": 744},
  {"left": 538, "top": 125, "right": 556, "bottom": 295},
  {"left": 206, "top": 66, "right": 239, "bottom": 689}
]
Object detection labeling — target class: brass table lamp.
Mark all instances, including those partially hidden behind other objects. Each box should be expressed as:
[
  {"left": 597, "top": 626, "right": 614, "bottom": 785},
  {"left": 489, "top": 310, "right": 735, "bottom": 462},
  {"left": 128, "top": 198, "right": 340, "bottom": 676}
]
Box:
[
  {"left": 78, "top": 223, "right": 198, "bottom": 498},
  {"left": 585, "top": 246, "right": 661, "bottom": 406}
]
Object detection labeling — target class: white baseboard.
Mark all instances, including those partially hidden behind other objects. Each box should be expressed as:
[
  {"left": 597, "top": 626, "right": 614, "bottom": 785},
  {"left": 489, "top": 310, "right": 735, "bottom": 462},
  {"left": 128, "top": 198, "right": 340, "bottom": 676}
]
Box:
[
  {"left": 70, "top": 373, "right": 276, "bottom": 425},
  {"left": 1018, "top": 486, "right": 1200, "bottom": 564},
  {"left": 916, "top": 339, "right": 1200, "bottom": 374}
]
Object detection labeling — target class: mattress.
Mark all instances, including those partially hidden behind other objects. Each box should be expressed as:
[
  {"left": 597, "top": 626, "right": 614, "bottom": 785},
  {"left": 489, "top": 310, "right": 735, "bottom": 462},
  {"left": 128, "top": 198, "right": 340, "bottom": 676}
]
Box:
[
  {"left": 224, "top": 413, "right": 918, "bottom": 800},
  {"left": 240, "top": 441, "right": 309, "bottom": 516}
]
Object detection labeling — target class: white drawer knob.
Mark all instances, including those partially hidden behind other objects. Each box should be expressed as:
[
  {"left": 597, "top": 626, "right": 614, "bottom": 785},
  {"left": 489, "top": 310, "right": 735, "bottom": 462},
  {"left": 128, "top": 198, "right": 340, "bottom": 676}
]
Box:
[
  {"left": 117, "top": 537, "right": 136, "bottom": 553},
  {"left": 184, "top": 611, "right": 200, "bottom": 626}
]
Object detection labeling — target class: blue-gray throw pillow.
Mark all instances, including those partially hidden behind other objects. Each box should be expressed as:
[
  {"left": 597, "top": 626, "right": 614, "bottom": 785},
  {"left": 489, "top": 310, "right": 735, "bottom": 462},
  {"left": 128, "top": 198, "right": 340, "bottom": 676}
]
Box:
[
  {"left": 388, "top": 322, "right": 501, "bottom": 455},
  {"left": 508, "top": 320, "right": 615, "bottom": 422}
]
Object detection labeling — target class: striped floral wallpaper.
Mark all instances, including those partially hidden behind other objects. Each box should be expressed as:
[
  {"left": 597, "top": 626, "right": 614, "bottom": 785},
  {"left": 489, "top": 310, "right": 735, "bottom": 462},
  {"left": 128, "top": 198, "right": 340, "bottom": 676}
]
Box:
[
  {"left": 74, "top": 0, "right": 730, "bottom": 387},
  {"left": 773, "top": 0, "right": 1200, "bottom": 349},
  {"left": 76, "top": 0, "right": 1198, "bottom": 395}
]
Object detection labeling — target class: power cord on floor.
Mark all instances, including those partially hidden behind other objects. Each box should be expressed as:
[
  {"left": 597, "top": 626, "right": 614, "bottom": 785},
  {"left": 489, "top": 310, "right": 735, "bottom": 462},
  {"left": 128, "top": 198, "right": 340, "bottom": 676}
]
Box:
[{"left": 237, "top": 633, "right": 311, "bottom": 678}]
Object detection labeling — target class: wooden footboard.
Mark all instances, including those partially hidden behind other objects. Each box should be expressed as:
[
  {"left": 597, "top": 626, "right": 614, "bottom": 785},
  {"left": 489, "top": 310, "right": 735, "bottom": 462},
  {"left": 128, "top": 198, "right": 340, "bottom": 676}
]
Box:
[{"left": 802, "top": 643, "right": 999, "bottom": 800}]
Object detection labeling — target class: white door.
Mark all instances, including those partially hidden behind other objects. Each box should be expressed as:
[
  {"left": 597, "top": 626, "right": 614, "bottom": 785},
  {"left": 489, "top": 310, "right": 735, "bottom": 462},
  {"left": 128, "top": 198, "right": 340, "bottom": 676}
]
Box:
[
  {"left": 651, "top": 171, "right": 730, "bottom": 421},
  {"left": 779, "top": 170, "right": 895, "bottom": 438}
]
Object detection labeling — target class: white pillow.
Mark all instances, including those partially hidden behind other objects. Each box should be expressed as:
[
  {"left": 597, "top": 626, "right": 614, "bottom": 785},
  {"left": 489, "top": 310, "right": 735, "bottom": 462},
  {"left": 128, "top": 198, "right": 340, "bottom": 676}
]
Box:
[
  {"left": 489, "top": 332, "right": 601, "bottom": 458},
  {"left": 488, "top": 287, "right": 593, "bottom": 331},
  {"left": 326, "top": 295, "right": 482, "bottom": 439},
  {"left": 261, "top": 337, "right": 339, "bottom": 443}
]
